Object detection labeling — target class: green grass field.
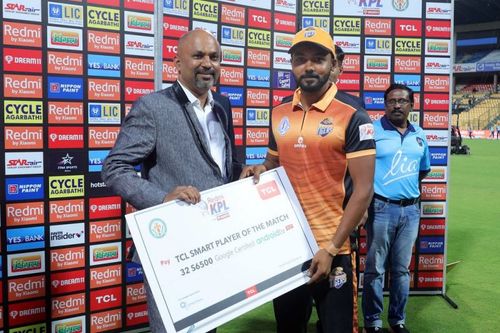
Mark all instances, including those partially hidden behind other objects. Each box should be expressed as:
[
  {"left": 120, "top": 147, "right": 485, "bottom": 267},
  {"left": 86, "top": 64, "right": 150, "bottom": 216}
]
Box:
[{"left": 218, "top": 139, "right": 500, "bottom": 333}]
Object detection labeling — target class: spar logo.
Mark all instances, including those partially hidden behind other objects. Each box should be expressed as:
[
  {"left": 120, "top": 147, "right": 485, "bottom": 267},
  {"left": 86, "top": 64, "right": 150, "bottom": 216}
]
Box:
[
  {"left": 3, "top": 1, "right": 42, "bottom": 22},
  {"left": 126, "top": 57, "right": 154, "bottom": 79},
  {"left": 220, "top": 66, "right": 244, "bottom": 86},
  {"left": 335, "top": 36, "right": 361, "bottom": 53},
  {"left": 51, "top": 269, "right": 85, "bottom": 295},
  {"left": 87, "top": 6, "right": 120, "bottom": 30},
  {"left": 125, "top": 11, "right": 154, "bottom": 34},
  {"left": 3, "top": 21, "right": 42, "bottom": 47},
  {"left": 302, "top": 16, "right": 330, "bottom": 30},
  {"left": 364, "top": 56, "right": 390, "bottom": 72},
  {"left": 248, "top": 29, "right": 271, "bottom": 49},
  {"left": 274, "top": 32, "right": 294, "bottom": 51},
  {"left": 48, "top": 26, "right": 82, "bottom": 50},
  {"left": 421, "top": 202, "right": 446, "bottom": 217},
  {"left": 88, "top": 30, "right": 120, "bottom": 54},
  {"left": 274, "top": 12, "right": 296, "bottom": 33},
  {"left": 193, "top": 0, "right": 218, "bottom": 22},
  {"left": 426, "top": 39, "right": 451, "bottom": 56},
  {"left": 424, "top": 167, "right": 447, "bottom": 182},
  {"left": 247, "top": 48, "right": 269, "bottom": 68},
  {"left": 125, "top": 34, "right": 155, "bottom": 57},
  {"left": 273, "top": 51, "right": 291, "bottom": 70},
  {"left": 48, "top": 2, "right": 83, "bottom": 27},
  {"left": 4, "top": 100, "right": 43, "bottom": 124},
  {"left": 424, "top": 129, "right": 448, "bottom": 147},
  {"left": 49, "top": 175, "right": 84, "bottom": 199},
  {"left": 53, "top": 316, "right": 85, "bottom": 333},
  {"left": 91, "top": 309, "right": 122, "bottom": 331},
  {"left": 8, "top": 251, "right": 45, "bottom": 276},
  {"left": 395, "top": 38, "right": 421, "bottom": 55},
  {"left": 89, "top": 196, "right": 122, "bottom": 219},
  {"left": 334, "top": 17, "right": 361, "bottom": 35},
  {"left": 163, "top": 16, "right": 189, "bottom": 38},
  {"left": 425, "top": 57, "right": 450, "bottom": 74},
  {"left": 3, "top": 47, "right": 42, "bottom": 72},
  {"left": 6, "top": 201, "right": 44, "bottom": 226},
  {"left": 48, "top": 101, "right": 84, "bottom": 123},
  {"left": 5, "top": 152, "right": 43, "bottom": 175},
  {"left": 90, "top": 242, "right": 122, "bottom": 265},
  {"left": 364, "top": 18, "right": 391, "bottom": 36},
  {"left": 221, "top": 4, "right": 245, "bottom": 26},
  {"left": 426, "top": 2, "right": 451, "bottom": 19},
  {"left": 88, "top": 103, "right": 121, "bottom": 124}
]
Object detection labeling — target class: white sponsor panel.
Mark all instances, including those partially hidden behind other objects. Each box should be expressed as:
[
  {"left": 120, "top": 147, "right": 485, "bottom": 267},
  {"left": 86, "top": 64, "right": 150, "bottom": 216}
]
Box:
[
  {"left": 48, "top": 2, "right": 83, "bottom": 27},
  {"left": 221, "top": 45, "right": 245, "bottom": 66},
  {"left": 425, "top": 57, "right": 451, "bottom": 74},
  {"left": 334, "top": 0, "right": 422, "bottom": 18},
  {"left": 192, "top": 20, "right": 218, "bottom": 38},
  {"left": 5, "top": 152, "right": 44, "bottom": 175},
  {"left": 52, "top": 316, "right": 86, "bottom": 333},
  {"left": 8, "top": 251, "right": 46, "bottom": 277},
  {"left": 453, "top": 63, "right": 476, "bottom": 73},
  {"left": 50, "top": 223, "right": 85, "bottom": 247},
  {"left": 124, "top": 11, "right": 154, "bottom": 35},
  {"left": 334, "top": 36, "right": 361, "bottom": 53},
  {"left": 89, "top": 242, "right": 122, "bottom": 266},
  {"left": 274, "top": 0, "right": 296, "bottom": 13},
  {"left": 425, "top": 39, "right": 451, "bottom": 56},
  {"left": 425, "top": 130, "right": 449, "bottom": 147},
  {"left": 47, "top": 26, "right": 83, "bottom": 51},
  {"left": 124, "top": 34, "right": 155, "bottom": 57},
  {"left": 3, "top": 0, "right": 42, "bottom": 22},
  {"left": 364, "top": 55, "right": 392, "bottom": 73},
  {"left": 426, "top": 2, "right": 452, "bottom": 20},
  {"left": 273, "top": 51, "right": 291, "bottom": 70},
  {"left": 274, "top": 32, "right": 294, "bottom": 51}
]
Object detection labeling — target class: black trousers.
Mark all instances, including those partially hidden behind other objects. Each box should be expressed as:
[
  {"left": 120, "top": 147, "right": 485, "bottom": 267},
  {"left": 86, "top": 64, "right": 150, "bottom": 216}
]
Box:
[{"left": 273, "top": 254, "right": 355, "bottom": 333}]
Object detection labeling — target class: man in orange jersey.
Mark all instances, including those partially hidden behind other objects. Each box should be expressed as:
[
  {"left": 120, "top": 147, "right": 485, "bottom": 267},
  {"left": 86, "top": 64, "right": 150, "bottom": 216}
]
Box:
[{"left": 241, "top": 27, "right": 375, "bottom": 333}]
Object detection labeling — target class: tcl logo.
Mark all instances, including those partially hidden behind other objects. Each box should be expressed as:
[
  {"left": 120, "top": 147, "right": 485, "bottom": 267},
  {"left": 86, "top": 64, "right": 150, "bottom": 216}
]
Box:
[
  {"left": 395, "top": 19, "right": 422, "bottom": 37},
  {"left": 248, "top": 8, "right": 271, "bottom": 29},
  {"left": 91, "top": 287, "right": 122, "bottom": 311},
  {"left": 163, "top": 39, "right": 178, "bottom": 60},
  {"left": 256, "top": 180, "right": 280, "bottom": 200}
]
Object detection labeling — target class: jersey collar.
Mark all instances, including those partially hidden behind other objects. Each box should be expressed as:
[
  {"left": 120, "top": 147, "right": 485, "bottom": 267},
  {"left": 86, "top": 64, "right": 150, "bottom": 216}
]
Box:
[{"left": 292, "top": 83, "right": 338, "bottom": 113}]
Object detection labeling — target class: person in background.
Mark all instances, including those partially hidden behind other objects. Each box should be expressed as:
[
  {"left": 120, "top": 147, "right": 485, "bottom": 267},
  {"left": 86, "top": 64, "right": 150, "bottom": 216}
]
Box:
[
  {"left": 362, "top": 83, "right": 430, "bottom": 333},
  {"left": 102, "top": 29, "right": 241, "bottom": 333},
  {"left": 241, "top": 26, "right": 375, "bottom": 333},
  {"left": 496, "top": 122, "right": 500, "bottom": 139}
]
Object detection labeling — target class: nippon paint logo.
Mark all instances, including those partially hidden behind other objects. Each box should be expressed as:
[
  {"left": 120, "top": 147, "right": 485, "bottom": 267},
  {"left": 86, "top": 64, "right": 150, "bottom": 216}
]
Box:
[
  {"left": 430, "top": 147, "right": 448, "bottom": 166},
  {"left": 5, "top": 176, "right": 44, "bottom": 201},
  {"left": 48, "top": 26, "right": 82, "bottom": 51},
  {"left": 125, "top": 11, "right": 154, "bottom": 34},
  {"left": 221, "top": 46, "right": 245, "bottom": 66},
  {"left": 219, "top": 86, "right": 244, "bottom": 107},
  {"left": 48, "top": 76, "right": 84, "bottom": 100},
  {"left": 419, "top": 236, "right": 445, "bottom": 253}
]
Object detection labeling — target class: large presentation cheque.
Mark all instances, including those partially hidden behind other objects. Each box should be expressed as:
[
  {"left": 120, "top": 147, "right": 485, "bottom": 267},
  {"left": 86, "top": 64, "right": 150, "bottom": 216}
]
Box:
[{"left": 126, "top": 167, "right": 318, "bottom": 333}]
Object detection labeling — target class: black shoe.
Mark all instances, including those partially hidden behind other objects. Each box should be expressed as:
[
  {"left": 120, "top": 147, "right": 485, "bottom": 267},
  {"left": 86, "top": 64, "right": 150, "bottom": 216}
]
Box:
[
  {"left": 390, "top": 324, "right": 410, "bottom": 333},
  {"left": 364, "top": 327, "right": 382, "bottom": 333}
]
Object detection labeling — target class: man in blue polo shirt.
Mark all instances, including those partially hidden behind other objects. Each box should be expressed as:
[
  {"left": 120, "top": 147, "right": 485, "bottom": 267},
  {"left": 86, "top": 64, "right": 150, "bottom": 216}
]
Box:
[{"left": 362, "top": 83, "right": 430, "bottom": 333}]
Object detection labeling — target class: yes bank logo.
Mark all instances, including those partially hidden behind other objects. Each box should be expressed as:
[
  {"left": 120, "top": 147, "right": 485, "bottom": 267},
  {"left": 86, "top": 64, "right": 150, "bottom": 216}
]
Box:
[
  {"left": 88, "top": 103, "right": 121, "bottom": 124},
  {"left": 394, "top": 74, "right": 421, "bottom": 92},
  {"left": 245, "top": 147, "right": 267, "bottom": 165},
  {"left": 88, "top": 54, "right": 121, "bottom": 77},
  {"left": 89, "top": 150, "right": 110, "bottom": 172},
  {"left": 247, "top": 68, "right": 270, "bottom": 88},
  {"left": 7, "top": 226, "right": 45, "bottom": 252}
]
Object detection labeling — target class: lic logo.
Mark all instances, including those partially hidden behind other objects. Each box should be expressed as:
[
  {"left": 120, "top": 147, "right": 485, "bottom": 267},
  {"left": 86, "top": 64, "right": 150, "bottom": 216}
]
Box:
[{"left": 149, "top": 218, "right": 167, "bottom": 238}]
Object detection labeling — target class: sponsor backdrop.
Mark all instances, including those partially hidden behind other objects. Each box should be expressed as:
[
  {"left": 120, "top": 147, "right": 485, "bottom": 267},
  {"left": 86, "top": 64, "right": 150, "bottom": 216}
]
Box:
[{"left": 0, "top": 0, "right": 451, "bottom": 331}]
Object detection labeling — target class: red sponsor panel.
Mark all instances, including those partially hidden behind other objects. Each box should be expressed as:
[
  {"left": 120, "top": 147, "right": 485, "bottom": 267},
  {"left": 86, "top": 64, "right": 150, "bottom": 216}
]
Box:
[
  {"left": 50, "top": 246, "right": 85, "bottom": 271},
  {"left": 163, "top": 60, "right": 178, "bottom": 82},
  {"left": 125, "top": 103, "right": 133, "bottom": 116},
  {"left": 419, "top": 219, "right": 446, "bottom": 236},
  {"left": 90, "top": 286, "right": 122, "bottom": 312},
  {"left": 89, "top": 196, "right": 122, "bottom": 219},
  {"left": 274, "top": 12, "right": 296, "bottom": 33},
  {"left": 247, "top": 88, "right": 270, "bottom": 107},
  {"left": 359, "top": 255, "right": 366, "bottom": 271},
  {"left": 91, "top": 309, "right": 123, "bottom": 333},
  {"left": 341, "top": 54, "right": 361, "bottom": 72},
  {"left": 163, "top": 39, "right": 179, "bottom": 60},
  {"left": 395, "top": 19, "right": 422, "bottom": 37},
  {"left": 90, "top": 264, "right": 122, "bottom": 289},
  {"left": 90, "top": 219, "right": 121, "bottom": 243},
  {"left": 364, "top": 18, "right": 392, "bottom": 36},
  {"left": 48, "top": 101, "right": 84, "bottom": 124},
  {"left": 124, "top": 0, "right": 153, "bottom": 11},
  {"left": 125, "top": 80, "right": 155, "bottom": 102},
  {"left": 88, "top": 0, "right": 120, "bottom": 5},
  {"left": 125, "top": 202, "right": 137, "bottom": 214},
  {"left": 423, "top": 94, "right": 450, "bottom": 111},
  {"left": 248, "top": 8, "right": 271, "bottom": 29},
  {"left": 414, "top": 93, "right": 421, "bottom": 110},
  {"left": 247, "top": 49, "right": 271, "bottom": 68},
  {"left": 359, "top": 237, "right": 367, "bottom": 255},
  {"left": 246, "top": 128, "right": 269, "bottom": 146},
  {"left": 221, "top": 4, "right": 245, "bottom": 26},
  {"left": 337, "top": 73, "right": 360, "bottom": 91},
  {"left": 220, "top": 66, "right": 245, "bottom": 86},
  {"left": 163, "top": 16, "right": 189, "bottom": 38},
  {"left": 367, "top": 110, "right": 385, "bottom": 122},
  {"left": 50, "top": 199, "right": 85, "bottom": 223},
  {"left": 3, "top": 48, "right": 42, "bottom": 73},
  {"left": 48, "top": 51, "right": 83, "bottom": 75},
  {"left": 418, "top": 254, "right": 444, "bottom": 271},
  {"left": 232, "top": 108, "right": 244, "bottom": 126},
  {"left": 417, "top": 271, "right": 443, "bottom": 288},
  {"left": 6, "top": 201, "right": 44, "bottom": 227},
  {"left": 88, "top": 126, "right": 120, "bottom": 148},
  {"left": 424, "top": 75, "right": 450, "bottom": 92},
  {"left": 394, "top": 56, "right": 421, "bottom": 73},
  {"left": 52, "top": 293, "right": 86, "bottom": 318},
  {"left": 126, "top": 283, "right": 147, "bottom": 304},
  {"left": 4, "top": 74, "right": 42, "bottom": 98},
  {"left": 4, "top": 126, "right": 43, "bottom": 150},
  {"left": 3, "top": 21, "right": 42, "bottom": 47},
  {"left": 423, "top": 112, "right": 448, "bottom": 129},
  {"left": 421, "top": 183, "right": 447, "bottom": 200},
  {"left": 88, "top": 78, "right": 121, "bottom": 101},
  {"left": 234, "top": 127, "right": 243, "bottom": 146},
  {"left": 256, "top": 180, "right": 280, "bottom": 200},
  {"left": 125, "top": 57, "right": 155, "bottom": 79},
  {"left": 48, "top": 126, "right": 84, "bottom": 149},
  {"left": 425, "top": 20, "right": 451, "bottom": 38},
  {"left": 51, "top": 269, "right": 86, "bottom": 295},
  {"left": 88, "top": 30, "right": 121, "bottom": 54},
  {"left": 125, "top": 239, "right": 134, "bottom": 259},
  {"left": 364, "top": 73, "right": 390, "bottom": 91},
  {"left": 245, "top": 286, "right": 258, "bottom": 298},
  {"left": 126, "top": 303, "right": 149, "bottom": 326},
  {"left": 0, "top": 303, "right": 2, "bottom": 328},
  {"left": 8, "top": 299, "right": 46, "bottom": 326},
  {"left": 272, "top": 90, "right": 294, "bottom": 106},
  {"left": 8, "top": 275, "right": 46, "bottom": 301}
]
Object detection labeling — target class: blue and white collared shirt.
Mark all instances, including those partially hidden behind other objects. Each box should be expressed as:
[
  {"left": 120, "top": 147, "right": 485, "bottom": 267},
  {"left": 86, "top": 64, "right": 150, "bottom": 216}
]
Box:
[{"left": 373, "top": 116, "right": 430, "bottom": 200}]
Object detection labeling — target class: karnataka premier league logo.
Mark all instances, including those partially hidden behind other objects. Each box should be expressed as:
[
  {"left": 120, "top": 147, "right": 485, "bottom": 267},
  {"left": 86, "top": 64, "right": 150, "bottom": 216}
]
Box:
[
  {"left": 393, "top": 0, "right": 409, "bottom": 11},
  {"left": 149, "top": 218, "right": 167, "bottom": 238}
]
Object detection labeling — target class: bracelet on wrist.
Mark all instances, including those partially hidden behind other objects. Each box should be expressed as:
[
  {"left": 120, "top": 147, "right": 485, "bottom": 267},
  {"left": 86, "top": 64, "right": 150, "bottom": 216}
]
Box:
[{"left": 325, "top": 243, "right": 340, "bottom": 258}]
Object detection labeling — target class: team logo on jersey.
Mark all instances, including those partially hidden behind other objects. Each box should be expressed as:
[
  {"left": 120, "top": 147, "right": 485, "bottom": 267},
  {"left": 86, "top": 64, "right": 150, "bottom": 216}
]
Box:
[
  {"left": 278, "top": 117, "right": 290, "bottom": 136},
  {"left": 330, "top": 267, "right": 347, "bottom": 289},
  {"left": 317, "top": 118, "right": 333, "bottom": 137},
  {"left": 416, "top": 137, "right": 423, "bottom": 147}
]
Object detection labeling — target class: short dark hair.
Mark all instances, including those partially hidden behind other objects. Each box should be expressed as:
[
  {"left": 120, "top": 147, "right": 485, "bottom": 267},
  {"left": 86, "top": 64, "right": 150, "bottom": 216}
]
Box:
[
  {"left": 384, "top": 83, "right": 414, "bottom": 103},
  {"left": 334, "top": 45, "right": 345, "bottom": 65}
]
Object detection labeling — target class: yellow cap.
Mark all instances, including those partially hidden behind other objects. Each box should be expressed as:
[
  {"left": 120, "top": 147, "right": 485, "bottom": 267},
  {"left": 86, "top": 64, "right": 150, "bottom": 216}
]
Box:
[{"left": 289, "top": 26, "right": 335, "bottom": 56}]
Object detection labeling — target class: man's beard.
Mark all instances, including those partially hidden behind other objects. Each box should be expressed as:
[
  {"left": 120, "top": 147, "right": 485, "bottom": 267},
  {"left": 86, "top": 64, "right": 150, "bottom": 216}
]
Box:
[
  {"left": 195, "top": 69, "right": 216, "bottom": 90},
  {"left": 298, "top": 72, "right": 330, "bottom": 92}
]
